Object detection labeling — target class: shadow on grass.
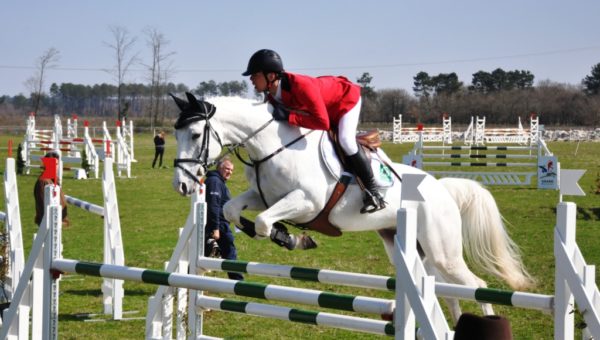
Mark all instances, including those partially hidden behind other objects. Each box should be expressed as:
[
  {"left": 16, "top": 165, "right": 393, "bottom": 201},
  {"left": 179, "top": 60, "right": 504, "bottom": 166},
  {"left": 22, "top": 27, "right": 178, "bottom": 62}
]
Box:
[
  {"left": 573, "top": 207, "right": 600, "bottom": 221},
  {"left": 63, "top": 288, "right": 149, "bottom": 297},
  {"left": 549, "top": 206, "right": 600, "bottom": 221}
]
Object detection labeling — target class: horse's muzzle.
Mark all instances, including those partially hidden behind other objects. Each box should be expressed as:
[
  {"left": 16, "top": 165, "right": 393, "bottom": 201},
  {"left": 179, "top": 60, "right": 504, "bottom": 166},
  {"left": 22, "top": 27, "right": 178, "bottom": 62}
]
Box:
[{"left": 173, "top": 180, "right": 195, "bottom": 196}]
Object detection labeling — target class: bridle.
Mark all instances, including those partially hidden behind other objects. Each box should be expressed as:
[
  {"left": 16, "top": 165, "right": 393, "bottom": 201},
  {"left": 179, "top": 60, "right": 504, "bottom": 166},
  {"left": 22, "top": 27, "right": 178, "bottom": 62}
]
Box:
[
  {"left": 174, "top": 116, "right": 275, "bottom": 185},
  {"left": 173, "top": 119, "right": 222, "bottom": 185}
]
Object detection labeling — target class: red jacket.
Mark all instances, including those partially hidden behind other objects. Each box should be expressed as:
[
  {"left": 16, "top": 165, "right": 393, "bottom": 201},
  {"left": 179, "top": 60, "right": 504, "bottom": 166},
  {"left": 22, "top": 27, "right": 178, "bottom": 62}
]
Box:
[{"left": 275, "top": 72, "right": 361, "bottom": 130}]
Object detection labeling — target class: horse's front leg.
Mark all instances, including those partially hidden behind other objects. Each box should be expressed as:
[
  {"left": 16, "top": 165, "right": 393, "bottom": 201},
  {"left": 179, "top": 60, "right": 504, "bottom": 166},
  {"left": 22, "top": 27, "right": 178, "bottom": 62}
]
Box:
[
  {"left": 223, "top": 189, "right": 266, "bottom": 228},
  {"left": 254, "top": 189, "right": 315, "bottom": 238}
]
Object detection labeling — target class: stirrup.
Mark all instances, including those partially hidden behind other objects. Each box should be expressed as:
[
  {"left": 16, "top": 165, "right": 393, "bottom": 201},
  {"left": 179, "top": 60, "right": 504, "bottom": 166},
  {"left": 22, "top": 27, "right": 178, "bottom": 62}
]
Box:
[{"left": 360, "top": 191, "right": 386, "bottom": 214}]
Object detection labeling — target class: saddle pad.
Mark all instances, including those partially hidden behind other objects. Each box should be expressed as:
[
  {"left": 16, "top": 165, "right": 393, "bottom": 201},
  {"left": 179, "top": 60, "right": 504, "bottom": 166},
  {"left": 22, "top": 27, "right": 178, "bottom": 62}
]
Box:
[{"left": 319, "top": 132, "right": 394, "bottom": 188}]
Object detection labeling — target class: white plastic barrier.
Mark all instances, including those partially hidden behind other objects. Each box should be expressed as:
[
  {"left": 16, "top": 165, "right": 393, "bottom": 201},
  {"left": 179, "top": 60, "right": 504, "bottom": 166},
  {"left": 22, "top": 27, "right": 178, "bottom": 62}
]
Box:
[
  {"left": 403, "top": 126, "right": 558, "bottom": 189},
  {"left": 392, "top": 114, "right": 452, "bottom": 144}
]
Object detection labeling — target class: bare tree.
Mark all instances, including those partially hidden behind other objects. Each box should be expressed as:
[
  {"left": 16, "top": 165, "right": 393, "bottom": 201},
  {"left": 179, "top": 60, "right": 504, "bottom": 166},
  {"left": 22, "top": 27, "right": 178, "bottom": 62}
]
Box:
[
  {"left": 25, "top": 47, "right": 60, "bottom": 115},
  {"left": 143, "top": 27, "right": 175, "bottom": 129},
  {"left": 105, "top": 26, "right": 139, "bottom": 120}
]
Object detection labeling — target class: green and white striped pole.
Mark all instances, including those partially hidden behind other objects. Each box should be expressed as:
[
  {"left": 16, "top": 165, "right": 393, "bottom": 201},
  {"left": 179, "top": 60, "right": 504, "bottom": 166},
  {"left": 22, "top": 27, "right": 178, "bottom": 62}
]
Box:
[
  {"left": 199, "top": 258, "right": 395, "bottom": 291},
  {"left": 197, "top": 295, "right": 395, "bottom": 337},
  {"left": 52, "top": 259, "right": 395, "bottom": 316},
  {"left": 199, "top": 258, "right": 553, "bottom": 313}
]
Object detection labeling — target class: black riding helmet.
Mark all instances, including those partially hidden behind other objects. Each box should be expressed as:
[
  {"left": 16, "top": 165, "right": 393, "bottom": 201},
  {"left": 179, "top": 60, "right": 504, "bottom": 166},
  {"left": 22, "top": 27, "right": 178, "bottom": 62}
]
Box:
[
  {"left": 44, "top": 150, "right": 60, "bottom": 159},
  {"left": 242, "top": 49, "right": 284, "bottom": 76}
]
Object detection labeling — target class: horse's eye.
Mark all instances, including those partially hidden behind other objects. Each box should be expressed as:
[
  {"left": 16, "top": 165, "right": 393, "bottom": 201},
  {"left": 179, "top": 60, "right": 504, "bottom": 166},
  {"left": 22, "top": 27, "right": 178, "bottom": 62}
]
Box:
[{"left": 191, "top": 133, "right": 201, "bottom": 140}]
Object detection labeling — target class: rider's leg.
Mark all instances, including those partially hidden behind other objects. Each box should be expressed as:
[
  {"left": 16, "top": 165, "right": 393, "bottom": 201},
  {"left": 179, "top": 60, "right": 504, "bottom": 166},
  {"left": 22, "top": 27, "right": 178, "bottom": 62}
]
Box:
[
  {"left": 338, "top": 99, "right": 385, "bottom": 214},
  {"left": 346, "top": 147, "right": 385, "bottom": 213}
]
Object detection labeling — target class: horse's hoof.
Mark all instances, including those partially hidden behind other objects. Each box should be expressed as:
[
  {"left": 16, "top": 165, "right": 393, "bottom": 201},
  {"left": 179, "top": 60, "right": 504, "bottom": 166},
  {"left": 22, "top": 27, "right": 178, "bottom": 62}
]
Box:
[{"left": 297, "top": 233, "right": 318, "bottom": 250}]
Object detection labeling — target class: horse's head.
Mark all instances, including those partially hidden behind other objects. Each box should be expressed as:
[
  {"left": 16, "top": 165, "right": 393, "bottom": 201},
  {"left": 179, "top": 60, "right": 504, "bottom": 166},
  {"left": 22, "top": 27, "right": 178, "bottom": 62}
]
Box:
[{"left": 170, "top": 92, "right": 222, "bottom": 195}]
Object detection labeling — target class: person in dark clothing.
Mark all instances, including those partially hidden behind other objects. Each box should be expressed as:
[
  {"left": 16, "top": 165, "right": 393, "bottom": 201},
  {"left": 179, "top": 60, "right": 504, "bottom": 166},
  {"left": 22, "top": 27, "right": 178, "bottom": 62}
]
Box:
[
  {"left": 204, "top": 157, "right": 243, "bottom": 281},
  {"left": 152, "top": 131, "right": 165, "bottom": 168}
]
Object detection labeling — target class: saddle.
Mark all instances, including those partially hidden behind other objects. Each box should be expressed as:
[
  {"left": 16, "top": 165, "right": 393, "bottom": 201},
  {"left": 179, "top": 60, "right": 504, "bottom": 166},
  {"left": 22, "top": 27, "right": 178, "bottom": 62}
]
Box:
[
  {"left": 299, "top": 129, "right": 385, "bottom": 237},
  {"left": 357, "top": 129, "right": 382, "bottom": 150},
  {"left": 329, "top": 129, "right": 382, "bottom": 175}
]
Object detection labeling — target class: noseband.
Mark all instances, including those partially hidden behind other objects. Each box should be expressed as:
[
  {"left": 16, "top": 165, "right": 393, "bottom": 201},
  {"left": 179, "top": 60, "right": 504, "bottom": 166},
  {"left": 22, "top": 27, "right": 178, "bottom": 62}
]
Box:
[{"left": 173, "top": 117, "right": 225, "bottom": 185}]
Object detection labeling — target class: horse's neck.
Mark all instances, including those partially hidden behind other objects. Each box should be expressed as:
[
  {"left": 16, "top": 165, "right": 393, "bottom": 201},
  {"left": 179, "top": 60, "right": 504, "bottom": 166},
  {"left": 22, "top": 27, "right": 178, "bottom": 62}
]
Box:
[
  {"left": 214, "top": 102, "right": 284, "bottom": 160},
  {"left": 235, "top": 121, "right": 299, "bottom": 162}
]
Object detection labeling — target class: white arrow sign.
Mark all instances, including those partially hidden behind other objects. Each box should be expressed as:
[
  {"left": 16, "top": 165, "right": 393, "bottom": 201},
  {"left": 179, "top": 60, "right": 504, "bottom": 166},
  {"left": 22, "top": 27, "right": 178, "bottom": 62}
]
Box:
[
  {"left": 559, "top": 169, "right": 586, "bottom": 196},
  {"left": 401, "top": 173, "right": 426, "bottom": 202}
]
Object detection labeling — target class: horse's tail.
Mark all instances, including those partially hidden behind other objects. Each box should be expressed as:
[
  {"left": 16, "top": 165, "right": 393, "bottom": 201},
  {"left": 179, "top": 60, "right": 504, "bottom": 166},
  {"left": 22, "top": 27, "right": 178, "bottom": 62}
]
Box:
[{"left": 439, "top": 178, "right": 535, "bottom": 290}]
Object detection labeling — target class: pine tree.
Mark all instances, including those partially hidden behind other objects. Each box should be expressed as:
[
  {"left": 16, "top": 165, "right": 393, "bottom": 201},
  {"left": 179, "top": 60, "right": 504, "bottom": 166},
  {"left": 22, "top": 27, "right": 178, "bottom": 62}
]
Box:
[
  {"left": 81, "top": 148, "right": 90, "bottom": 177},
  {"left": 16, "top": 144, "right": 25, "bottom": 175}
]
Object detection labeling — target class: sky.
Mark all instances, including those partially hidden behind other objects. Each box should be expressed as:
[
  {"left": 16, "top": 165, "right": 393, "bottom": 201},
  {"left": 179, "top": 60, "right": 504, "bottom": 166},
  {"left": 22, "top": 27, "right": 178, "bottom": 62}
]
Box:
[{"left": 1, "top": 1, "right": 599, "bottom": 97}]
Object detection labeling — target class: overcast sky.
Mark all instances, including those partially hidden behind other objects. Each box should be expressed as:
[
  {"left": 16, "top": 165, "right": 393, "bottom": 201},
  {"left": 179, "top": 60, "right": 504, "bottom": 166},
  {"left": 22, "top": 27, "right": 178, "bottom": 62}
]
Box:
[{"left": 1, "top": 0, "right": 599, "bottom": 96}]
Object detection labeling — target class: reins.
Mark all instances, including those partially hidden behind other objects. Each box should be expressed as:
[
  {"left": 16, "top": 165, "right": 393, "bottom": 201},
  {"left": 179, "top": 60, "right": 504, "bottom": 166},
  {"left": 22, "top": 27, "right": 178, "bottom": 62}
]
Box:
[{"left": 249, "top": 130, "right": 314, "bottom": 208}]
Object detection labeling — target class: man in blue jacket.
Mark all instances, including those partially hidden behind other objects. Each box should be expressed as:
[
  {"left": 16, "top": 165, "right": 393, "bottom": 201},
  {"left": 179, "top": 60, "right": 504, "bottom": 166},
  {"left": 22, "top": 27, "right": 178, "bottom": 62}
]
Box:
[{"left": 204, "top": 157, "right": 243, "bottom": 281}]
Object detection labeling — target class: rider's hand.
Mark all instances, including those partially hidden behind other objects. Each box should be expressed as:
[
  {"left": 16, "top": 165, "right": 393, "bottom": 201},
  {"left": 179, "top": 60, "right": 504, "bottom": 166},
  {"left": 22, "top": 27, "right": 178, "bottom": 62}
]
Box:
[
  {"left": 212, "top": 230, "right": 220, "bottom": 240},
  {"left": 272, "top": 105, "right": 290, "bottom": 121}
]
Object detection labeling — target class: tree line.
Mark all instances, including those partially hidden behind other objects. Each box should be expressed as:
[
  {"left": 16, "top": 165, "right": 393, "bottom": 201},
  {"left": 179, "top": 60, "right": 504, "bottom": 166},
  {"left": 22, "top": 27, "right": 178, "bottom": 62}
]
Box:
[
  {"left": 1, "top": 57, "right": 599, "bottom": 127},
  {"left": 358, "top": 63, "right": 600, "bottom": 126},
  {"left": 0, "top": 80, "right": 248, "bottom": 125}
]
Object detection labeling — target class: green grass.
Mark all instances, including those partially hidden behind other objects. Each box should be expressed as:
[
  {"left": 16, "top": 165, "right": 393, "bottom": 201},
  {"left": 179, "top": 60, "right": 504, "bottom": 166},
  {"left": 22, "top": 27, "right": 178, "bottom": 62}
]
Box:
[{"left": 0, "top": 133, "right": 599, "bottom": 339}]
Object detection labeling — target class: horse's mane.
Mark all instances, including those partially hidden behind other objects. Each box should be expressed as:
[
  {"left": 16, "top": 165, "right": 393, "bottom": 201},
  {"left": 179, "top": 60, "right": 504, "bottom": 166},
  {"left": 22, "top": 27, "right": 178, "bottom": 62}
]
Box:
[{"left": 204, "top": 96, "right": 268, "bottom": 115}]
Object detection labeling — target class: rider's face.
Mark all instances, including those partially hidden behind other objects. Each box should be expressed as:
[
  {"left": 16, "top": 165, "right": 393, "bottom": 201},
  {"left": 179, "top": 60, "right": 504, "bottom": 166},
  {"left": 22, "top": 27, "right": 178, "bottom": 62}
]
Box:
[{"left": 249, "top": 72, "right": 267, "bottom": 91}]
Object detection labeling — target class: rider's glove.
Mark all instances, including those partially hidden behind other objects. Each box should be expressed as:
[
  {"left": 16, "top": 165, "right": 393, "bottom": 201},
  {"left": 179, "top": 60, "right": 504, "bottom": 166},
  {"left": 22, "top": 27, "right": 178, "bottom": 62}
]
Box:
[{"left": 272, "top": 105, "right": 290, "bottom": 121}]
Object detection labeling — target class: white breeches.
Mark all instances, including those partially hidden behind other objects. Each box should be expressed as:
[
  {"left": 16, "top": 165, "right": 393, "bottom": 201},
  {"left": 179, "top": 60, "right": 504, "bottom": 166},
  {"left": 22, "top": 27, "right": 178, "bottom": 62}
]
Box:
[{"left": 337, "top": 97, "right": 362, "bottom": 156}]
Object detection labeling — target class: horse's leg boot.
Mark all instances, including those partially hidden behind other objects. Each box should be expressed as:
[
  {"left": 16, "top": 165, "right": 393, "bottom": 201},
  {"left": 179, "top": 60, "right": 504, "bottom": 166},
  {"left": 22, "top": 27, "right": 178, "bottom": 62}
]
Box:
[
  {"left": 270, "top": 222, "right": 318, "bottom": 250},
  {"left": 270, "top": 222, "right": 300, "bottom": 250},
  {"left": 346, "top": 148, "right": 386, "bottom": 214}
]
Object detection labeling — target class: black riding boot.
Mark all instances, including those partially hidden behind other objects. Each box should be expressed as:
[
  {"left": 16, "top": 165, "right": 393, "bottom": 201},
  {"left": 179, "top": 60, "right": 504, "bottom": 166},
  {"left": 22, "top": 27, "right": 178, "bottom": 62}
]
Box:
[{"left": 346, "top": 148, "right": 386, "bottom": 214}]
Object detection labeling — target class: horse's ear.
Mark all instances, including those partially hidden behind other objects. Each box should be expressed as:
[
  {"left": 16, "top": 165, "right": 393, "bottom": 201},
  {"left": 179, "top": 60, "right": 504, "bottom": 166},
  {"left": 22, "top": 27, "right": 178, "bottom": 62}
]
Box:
[
  {"left": 169, "top": 93, "right": 189, "bottom": 111},
  {"left": 185, "top": 92, "right": 203, "bottom": 112}
]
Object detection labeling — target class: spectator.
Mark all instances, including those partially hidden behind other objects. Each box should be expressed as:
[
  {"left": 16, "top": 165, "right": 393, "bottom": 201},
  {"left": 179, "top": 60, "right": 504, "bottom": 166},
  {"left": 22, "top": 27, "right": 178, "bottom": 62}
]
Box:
[
  {"left": 204, "top": 157, "right": 243, "bottom": 281},
  {"left": 152, "top": 131, "right": 165, "bottom": 168},
  {"left": 33, "top": 151, "right": 69, "bottom": 227}
]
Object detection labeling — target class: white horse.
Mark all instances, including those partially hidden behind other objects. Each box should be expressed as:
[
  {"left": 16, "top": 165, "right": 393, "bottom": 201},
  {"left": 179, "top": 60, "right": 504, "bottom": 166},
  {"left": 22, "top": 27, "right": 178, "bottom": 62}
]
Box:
[{"left": 171, "top": 93, "right": 533, "bottom": 322}]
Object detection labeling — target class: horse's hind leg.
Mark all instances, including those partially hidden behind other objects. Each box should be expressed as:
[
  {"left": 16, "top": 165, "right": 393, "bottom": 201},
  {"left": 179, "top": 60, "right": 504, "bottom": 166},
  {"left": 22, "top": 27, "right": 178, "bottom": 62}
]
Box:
[
  {"left": 376, "top": 228, "right": 426, "bottom": 263},
  {"left": 421, "top": 257, "right": 463, "bottom": 323},
  {"left": 426, "top": 248, "right": 495, "bottom": 321},
  {"left": 376, "top": 228, "right": 396, "bottom": 265},
  {"left": 377, "top": 228, "right": 485, "bottom": 323}
]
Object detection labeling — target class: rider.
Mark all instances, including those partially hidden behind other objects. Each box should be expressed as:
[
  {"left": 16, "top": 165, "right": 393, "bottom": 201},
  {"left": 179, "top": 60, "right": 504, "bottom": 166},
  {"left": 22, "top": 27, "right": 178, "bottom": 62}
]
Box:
[{"left": 242, "top": 49, "right": 385, "bottom": 214}]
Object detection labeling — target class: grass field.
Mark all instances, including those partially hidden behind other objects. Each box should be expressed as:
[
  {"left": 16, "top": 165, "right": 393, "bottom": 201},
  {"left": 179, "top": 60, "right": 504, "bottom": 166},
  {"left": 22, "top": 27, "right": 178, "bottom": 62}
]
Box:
[{"left": 0, "top": 132, "right": 599, "bottom": 339}]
